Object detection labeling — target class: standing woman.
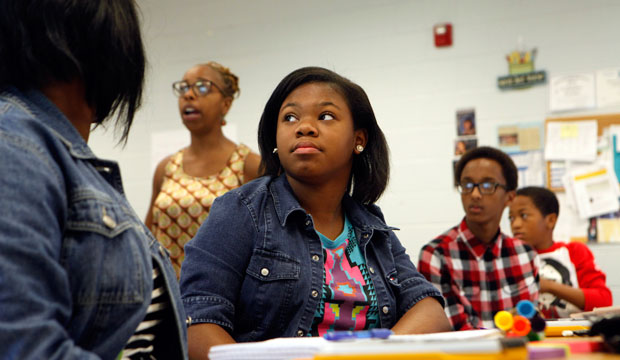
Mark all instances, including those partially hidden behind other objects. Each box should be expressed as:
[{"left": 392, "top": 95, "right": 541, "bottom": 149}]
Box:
[
  {"left": 0, "top": 0, "right": 186, "bottom": 358},
  {"left": 146, "top": 62, "right": 261, "bottom": 277}
]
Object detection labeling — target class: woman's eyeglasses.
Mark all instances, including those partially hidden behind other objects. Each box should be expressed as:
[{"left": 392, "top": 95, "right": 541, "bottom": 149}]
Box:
[{"left": 172, "top": 80, "right": 224, "bottom": 98}]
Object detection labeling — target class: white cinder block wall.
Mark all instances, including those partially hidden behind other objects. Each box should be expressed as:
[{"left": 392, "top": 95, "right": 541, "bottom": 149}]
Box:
[{"left": 89, "top": 0, "right": 620, "bottom": 302}]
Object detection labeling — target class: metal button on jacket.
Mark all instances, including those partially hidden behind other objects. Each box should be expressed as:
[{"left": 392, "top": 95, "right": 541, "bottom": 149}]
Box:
[
  {"left": 102, "top": 208, "right": 116, "bottom": 229},
  {"left": 261, "top": 268, "right": 270, "bottom": 276}
]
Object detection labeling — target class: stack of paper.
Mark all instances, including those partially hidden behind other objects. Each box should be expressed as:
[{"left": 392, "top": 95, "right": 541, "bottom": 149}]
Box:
[
  {"left": 208, "top": 329, "right": 507, "bottom": 360},
  {"left": 209, "top": 337, "right": 327, "bottom": 360}
]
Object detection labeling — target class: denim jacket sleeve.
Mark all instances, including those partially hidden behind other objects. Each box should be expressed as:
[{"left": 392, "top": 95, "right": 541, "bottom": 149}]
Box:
[
  {"left": 363, "top": 205, "right": 444, "bottom": 322},
  {"left": 180, "top": 191, "right": 257, "bottom": 333},
  {"left": 0, "top": 134, "right": 99, "bottom": 359},
  {"left": 388, "top": 232, "right": 446, "bottom": 317}
]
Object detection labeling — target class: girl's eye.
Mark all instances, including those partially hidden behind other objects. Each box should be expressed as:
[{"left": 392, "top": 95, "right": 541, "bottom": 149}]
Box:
[
  {"left": 319, "top": 113, "right": 334, "bottom": 121},
  {"left": 283, "top": 114, "right": 298, "bottom": 122}
]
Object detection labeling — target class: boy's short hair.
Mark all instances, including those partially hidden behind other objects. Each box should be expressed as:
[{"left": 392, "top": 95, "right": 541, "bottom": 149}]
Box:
[
  {"left": 454, "top": 146, "right": 518, "bottom": 190},
  {"left": 516, "top": 186, "right": 559, "bottom": 217}
]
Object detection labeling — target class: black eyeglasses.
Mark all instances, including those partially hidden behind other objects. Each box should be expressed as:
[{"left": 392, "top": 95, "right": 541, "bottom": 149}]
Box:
[
  {"left": 457, "top": 181, "right": 507, "bottom": 195},
  {"left": 172, "top": 80, "right": 224, "bottom": 98}
]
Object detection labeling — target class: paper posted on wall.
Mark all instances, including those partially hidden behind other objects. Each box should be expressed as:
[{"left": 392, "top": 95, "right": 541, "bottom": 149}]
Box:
[
  {"left": 564, "top": 164, "right": 620, "bottom": 219},
  {"left": 545, "top": 120, "right": 597, "bottom": 162}
]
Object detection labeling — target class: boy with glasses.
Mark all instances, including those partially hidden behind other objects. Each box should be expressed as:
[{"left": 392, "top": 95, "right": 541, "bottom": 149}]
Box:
[{"left": 418, "top": 146, "right": 540, "bottom": 330}]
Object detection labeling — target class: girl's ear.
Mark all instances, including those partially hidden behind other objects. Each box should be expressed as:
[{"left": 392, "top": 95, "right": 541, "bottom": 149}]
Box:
[
  {"left": 354, "top": 128, "right": 368, "bottom": 151},
  {"left": 544, "top": 213, "right": 558, "bottom": 231}
]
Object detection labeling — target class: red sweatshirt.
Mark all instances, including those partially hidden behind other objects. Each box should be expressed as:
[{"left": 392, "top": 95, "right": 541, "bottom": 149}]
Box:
[{"left": 537, "top": 241, "right": 612, "bottom": 318}]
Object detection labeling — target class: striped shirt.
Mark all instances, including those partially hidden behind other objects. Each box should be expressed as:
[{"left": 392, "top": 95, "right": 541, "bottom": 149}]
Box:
[
  {"left": 418, "top": 218, "right": 540, "bottom": 330},
  {"left": 121, "top": 264, "right": 171, "bottom": 359}
]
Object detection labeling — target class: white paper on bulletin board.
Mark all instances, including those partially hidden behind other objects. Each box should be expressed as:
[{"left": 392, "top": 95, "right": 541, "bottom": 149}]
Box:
[
  {"left": 564, "top": 165, "right": 620, "bottom": 219},
  {"left": 544, "top": 120, "right": 597, "bottom": 162},
  {"left": 510, "top": 151, "right": 545, "bottom": 188},
  {"left": 549, "top": 72, "right": 596, "bottom": 112},
  {"left": 596, "top": 68, "right": 620, "bottom": 108}
]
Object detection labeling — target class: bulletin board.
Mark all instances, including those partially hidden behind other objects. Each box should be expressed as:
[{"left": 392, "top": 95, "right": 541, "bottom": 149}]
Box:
[{"left": 545, "top": 113, "right": 620, "bottom": 192}]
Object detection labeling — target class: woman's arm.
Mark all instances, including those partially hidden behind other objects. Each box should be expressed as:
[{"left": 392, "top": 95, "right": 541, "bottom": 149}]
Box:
[
  {"left": 180, "top": 191, "right": 258, "bottom": 359},
  {"left": 144, "top": 155, "right": 170, "bottom": 229},
  {"left": 243, "top": 152, "right": 262, "bottom": 183},
  {"left": 188, "top": 323, "right": 235, "bottom": 360},
  {"left": 391, "top": 297, "right": 452, "bottom": 334},
  {"left": 0, "top": 136, "right": 99, "bottom": 359}
]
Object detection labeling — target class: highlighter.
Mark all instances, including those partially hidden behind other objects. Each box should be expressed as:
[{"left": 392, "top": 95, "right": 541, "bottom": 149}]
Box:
[
  {"left": 516, "top": 300, "right": 537, "bottom": 319},
  {"left": 494, "top": 310, "right": 514, "bottom": 331},
  {"left": 511, "top": 315, "right": 532, "bottom": 337}
]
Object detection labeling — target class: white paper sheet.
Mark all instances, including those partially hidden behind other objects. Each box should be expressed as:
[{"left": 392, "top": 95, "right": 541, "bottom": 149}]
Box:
[
  {"left": 510, "top": 151, "right": 545, "bottom": 188},
  {"left": 544, "top": 120, "right": 597, "bottom": 162},
  {"left": 567, "top": 165, "right": 620, "bottom": 219},
  {"left": 208, "top": 330, "right": 502, "bottom": 360},
  {"left": 549, "top": 72, "right": 596, "bottom": 112},
  {"left": 596, "top": 68, "right": 620, "bottom": 108}
]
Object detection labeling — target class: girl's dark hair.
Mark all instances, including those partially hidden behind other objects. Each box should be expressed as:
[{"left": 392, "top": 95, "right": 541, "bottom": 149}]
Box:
[
  {"left": 0, "top": 0, "right": 146, "bottom": 144},
  {"left": 257, "top": 67, "right": 389, "bottom": 204},
  {"left": 516, "top": 186, "right": 559, "bottom": 217},
  {"left": 455, "top": 146, "right": 518, "bottom": 191}
]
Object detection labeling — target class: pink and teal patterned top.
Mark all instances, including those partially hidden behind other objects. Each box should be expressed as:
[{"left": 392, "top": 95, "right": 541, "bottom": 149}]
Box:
[{"left": 310, "top": 215, "right": 379, "bottom": 336}]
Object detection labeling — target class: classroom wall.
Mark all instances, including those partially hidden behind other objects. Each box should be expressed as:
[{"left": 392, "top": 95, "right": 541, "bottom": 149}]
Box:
[{"left": 89, "top": 0, "right": 620, "bottom": 302}]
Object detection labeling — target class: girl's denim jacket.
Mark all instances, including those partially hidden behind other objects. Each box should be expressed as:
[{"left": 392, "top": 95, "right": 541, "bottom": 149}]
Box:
[
  {"left": 0, "top": 88, "right": 187, "bottom": 359},
  {"left": 180, "top": 174, "right": 443, "bottom": 342}
]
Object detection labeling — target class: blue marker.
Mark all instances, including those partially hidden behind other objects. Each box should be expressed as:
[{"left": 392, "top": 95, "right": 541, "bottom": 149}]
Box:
[
  {"left": 516, "top": 300, "right": 537, "bottom": 319},
  {"left": 323, "top": 328, "right": 393, "bottom": 341}
]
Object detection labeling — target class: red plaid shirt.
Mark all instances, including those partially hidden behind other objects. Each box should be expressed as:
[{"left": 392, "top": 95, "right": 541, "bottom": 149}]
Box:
[{"left": 418, "top": 219, "right": 540, "bottom": 330}]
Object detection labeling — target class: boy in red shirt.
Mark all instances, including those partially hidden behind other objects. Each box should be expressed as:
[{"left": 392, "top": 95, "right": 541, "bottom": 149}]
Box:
[{"left": 509, "top": 186, "right": 612, "bottom": 318}]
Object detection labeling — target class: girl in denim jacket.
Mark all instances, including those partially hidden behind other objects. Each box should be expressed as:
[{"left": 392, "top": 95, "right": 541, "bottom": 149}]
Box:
[{"left": 180, "top": 67, "right": 451, "bottom": 358}]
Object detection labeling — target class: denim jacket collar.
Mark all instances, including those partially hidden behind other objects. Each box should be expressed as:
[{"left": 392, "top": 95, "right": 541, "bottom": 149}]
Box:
[
  {"left": 3, "top": 86, "right": 96, "bottom": 160},
  {"left": 269, "top": 174, "right": 397, "bottom": 237}
]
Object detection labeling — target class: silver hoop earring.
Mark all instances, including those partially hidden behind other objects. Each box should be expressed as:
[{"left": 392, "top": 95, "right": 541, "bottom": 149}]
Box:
[
  {"left": 273, "top": 148, "right": 278, "bottom": 154},
  {"left": 356, "top": 145, "right": 364, "bottom": 152}
]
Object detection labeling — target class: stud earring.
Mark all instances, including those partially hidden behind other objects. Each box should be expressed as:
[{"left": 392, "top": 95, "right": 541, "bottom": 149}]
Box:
[
  {"left": 356, "top": 145, "right": 364, "bottom": 152},
  {"left": 273, "top": 148, "right": 278, "bottom": 154}
]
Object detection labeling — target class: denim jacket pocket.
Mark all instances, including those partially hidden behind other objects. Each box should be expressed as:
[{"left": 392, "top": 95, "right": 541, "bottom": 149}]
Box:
[
  {"left": 63, "top": 187, "right": 147, "bottom": 306},
  {"left": 246, "top": 249, "right": 300, "bottom": 281},
  {"left": 242, "top": 249, "right": 300, "bottom": 338}
]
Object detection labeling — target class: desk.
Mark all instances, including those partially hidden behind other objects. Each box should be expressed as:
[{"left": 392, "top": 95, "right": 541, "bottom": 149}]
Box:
[{"left": 536, "top": 337, "right": 620, "bottom": 359}]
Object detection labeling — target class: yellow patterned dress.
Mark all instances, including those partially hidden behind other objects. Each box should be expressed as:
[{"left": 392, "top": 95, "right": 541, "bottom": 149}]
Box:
[{"left": 150, "top": 144, "right": 251, "bottom": 278}]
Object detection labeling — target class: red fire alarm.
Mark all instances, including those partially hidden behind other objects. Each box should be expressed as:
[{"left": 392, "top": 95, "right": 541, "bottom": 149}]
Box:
[{"left": 434, "top": 23, "right": 452, "bottom": 47}]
